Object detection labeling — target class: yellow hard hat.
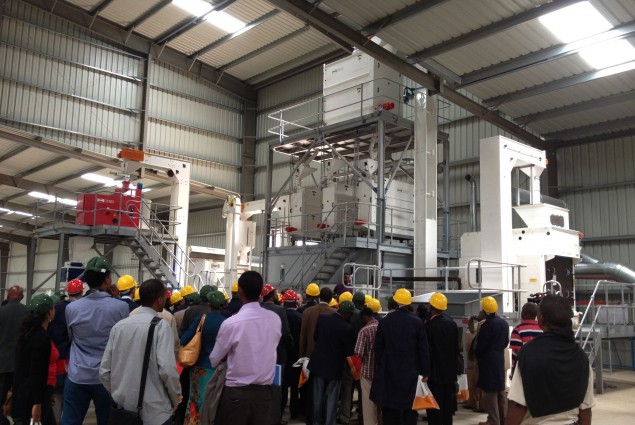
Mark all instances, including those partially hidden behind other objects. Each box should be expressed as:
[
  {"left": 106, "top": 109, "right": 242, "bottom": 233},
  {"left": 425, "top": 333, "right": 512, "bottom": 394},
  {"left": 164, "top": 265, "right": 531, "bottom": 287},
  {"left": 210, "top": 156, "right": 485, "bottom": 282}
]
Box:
[
  {"left": 365, "top": 294, "right": 372, "bottom": 305},
  {"left": 306, "top": 283, "right": 320, "bottom": 297},
  {"left": 117, "top": 275, "right": 137, "bottom": 292},
  {"left": 481, "top": 296, "right": 498, "bottom": 314},
  {"left": 393, "top": 288, "right": 412, "bottom": 306},
  {"left": 133, "top": 288, "right": 140, "bottom": 302},
  {"left": 429, "top": 292, "right": 448, "bottom": 311},
  {"left": 222, "top": 289, "right": 229, "bottom": 300},
  {"left": 368, "top": 298, "right": 381, "bottom": 313},
  {"left": 339, "top": 292, "right": 353, "bottom": 302},
  {"left": 180, "top": 285, "right": 197, "bottom": 297},
  {"left": 231, "top": 281, "right": 238, "bottom": 293},
  {"left": 329, "top": 298, "right": 338, "bottom": 307},
  {"left": 170, "top": 291, "right": 183, "bottom": 305}
]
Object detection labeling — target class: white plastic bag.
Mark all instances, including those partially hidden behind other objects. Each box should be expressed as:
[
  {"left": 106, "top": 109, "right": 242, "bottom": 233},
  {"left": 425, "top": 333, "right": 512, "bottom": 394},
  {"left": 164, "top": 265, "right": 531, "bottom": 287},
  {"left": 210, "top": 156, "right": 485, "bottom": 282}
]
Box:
[
  {"left": 292, "top": 357, "right": 311, "bottom": 387},
  {"left": 30, "top": 420, "right": 42, "bottom": 425},
  {"left": 412, "top": 377, "right": 439, "bottom": 411},
  {"left": 457, "top": 373, "right": 469, "bottom": 401}
]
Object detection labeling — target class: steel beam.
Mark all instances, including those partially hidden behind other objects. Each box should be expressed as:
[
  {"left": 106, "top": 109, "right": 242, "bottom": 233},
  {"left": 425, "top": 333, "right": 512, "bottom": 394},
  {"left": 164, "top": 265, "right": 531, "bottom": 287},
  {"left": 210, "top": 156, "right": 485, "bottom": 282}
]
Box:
[
  {"left": 241, "top": 99, "right": 257, "bottom": 201},
  {"left": 0, "top": 243, "right": 8, "bottom": 300},
  {"left": 544, "top": 116, "right": 635, "bottom": 141},
  {"left": 461, "top": 20, "right": 635, "bottom": 87},
  {"left": 361, "top": 0, "right": 448, "bottom": 36},
  {"left": 408, "top": 0, "right": 581, "bottom": 63},
  {"left": 26, "top": 238, "right": 36, "bottom": 302},
  {"left": 89, "top": 0, "right": 115, "bottom": 16},
  {"left": 484, "top": 61, "right": 635, "bottom": 107},
  {"left": 124, "top": 0, "right": 172, "bottom": 32},
  {"left": 267, "top": 0, "right": 547, "bottom": 149},
  {"left": 516, "top": 90, "right": 635, "bottom": 125},
  {"left": 23, "top": 0, "right": 256, "bottom": 101},
  {"left": 154, "top": 0, "right": 238, "bottom": 46},
  {"left": 554, "top": 127, "right": 635, "bottom": 149},
  {"left": 218, "top": 25, "right": 312, "bottom": 71},
  {"left": 0, "top": 232, "right": 31, "bottom": 245},
  {"left": 50, "top": 165, "right": 104, "bottom": 185},
  {"left": 0, "top": 172, "right": 76, "bottom": 199},
  {"left": 0, "top": 146, "right": 29, "bottom": 164},
  {"left": 191, "top": 10, "right": 280, "bottom": 59},
  {"left": 0, "top": 218, "right": 36, "bottom": 233},
  {"left": 17, "top": 156, "right": 69, "bottom": 178}
]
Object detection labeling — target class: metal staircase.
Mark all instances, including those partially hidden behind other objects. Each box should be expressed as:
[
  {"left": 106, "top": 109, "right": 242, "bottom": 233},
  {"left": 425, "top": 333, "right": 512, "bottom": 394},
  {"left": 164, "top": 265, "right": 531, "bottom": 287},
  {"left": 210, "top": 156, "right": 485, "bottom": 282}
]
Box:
[{"left": 126, "top": 201, "right": 196, "bottom": 287}]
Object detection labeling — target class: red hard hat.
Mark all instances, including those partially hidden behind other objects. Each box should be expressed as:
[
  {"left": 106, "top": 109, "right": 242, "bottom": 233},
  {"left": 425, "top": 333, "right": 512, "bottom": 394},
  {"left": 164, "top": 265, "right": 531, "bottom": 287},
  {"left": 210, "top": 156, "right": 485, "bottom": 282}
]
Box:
[
  {"left": 66, "top": 279, "right": 84, "bottom": 295},
  {"left": 282, "top": 289, "right": 297, "bottom": 301},
  {"left": 166, "top": 290, "right": 172, "bottom": 300},
  {"left": 261, "top": 283, "right": 275, "bottom": 298}
]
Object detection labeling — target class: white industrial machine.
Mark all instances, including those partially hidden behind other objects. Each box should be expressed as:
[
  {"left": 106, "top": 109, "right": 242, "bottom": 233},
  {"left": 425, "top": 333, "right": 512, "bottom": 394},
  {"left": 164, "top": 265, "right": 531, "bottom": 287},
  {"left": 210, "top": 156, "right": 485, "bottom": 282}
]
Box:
[{"left": 459, "top": 136, "right": 581, "bottom": 312}]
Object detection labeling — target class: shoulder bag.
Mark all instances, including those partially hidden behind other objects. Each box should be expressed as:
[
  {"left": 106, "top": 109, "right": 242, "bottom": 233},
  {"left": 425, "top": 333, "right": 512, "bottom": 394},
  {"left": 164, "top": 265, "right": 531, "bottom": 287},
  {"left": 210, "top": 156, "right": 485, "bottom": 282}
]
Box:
[
  {"left": 178, "top": 314, "right": 206, "bottom": 367},
  {"left": 108, "top": 316, "right": 161, "bottom": 425}
]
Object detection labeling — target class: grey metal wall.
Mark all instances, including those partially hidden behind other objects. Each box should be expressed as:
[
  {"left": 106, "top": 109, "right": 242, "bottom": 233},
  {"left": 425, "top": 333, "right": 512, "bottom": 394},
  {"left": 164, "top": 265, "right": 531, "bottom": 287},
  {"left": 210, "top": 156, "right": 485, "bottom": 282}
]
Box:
[
  {"left": 188, "top": 208, "right": 227, "bottom": 249},
  {"left": 557, "top": 136, "right": 635, "bottom": 268},
  {"left": 0, "top": 0, "right": 244, "bottom": 192}
]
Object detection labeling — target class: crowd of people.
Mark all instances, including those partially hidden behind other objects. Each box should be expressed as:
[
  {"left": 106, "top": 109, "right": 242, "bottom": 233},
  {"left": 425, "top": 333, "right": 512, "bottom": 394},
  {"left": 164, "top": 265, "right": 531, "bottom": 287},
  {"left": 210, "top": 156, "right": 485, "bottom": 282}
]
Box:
[{"left": 0, "top": 259, "right": 594, "bottom": 425}]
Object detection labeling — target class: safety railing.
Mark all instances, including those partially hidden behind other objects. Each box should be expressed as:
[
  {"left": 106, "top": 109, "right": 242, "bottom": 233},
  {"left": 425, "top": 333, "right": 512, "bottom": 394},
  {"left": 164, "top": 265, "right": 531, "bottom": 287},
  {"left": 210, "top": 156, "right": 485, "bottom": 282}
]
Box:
[
  {"left": 345, "top": 263, "right": 382, "bottom": 299},
  {"left": 466, "top": 258, "right": 526, "bottom": 299},
  {"left": 383, "top": 265, "right": 469, "bottom": 296},
  {"left": 267, "top": 77, "right": 419, "bottom": 141},
  {"left": 128, "top": 200, "right": 197, "bottom": 283}
]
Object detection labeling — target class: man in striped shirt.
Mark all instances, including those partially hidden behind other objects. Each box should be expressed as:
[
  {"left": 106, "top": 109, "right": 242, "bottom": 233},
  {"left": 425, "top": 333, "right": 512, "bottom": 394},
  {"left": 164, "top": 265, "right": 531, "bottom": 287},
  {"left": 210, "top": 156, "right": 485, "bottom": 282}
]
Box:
[
  {"left": 510, "top": 302, "right": 542, "bottom": 376},
  {"left": 355, "top": 307, "right": 380, "bottom": 425}
]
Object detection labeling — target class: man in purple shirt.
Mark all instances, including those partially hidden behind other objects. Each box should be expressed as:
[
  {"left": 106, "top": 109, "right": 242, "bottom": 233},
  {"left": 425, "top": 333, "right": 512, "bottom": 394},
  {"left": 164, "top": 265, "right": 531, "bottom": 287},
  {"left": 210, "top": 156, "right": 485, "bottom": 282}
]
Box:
[{"left": 210, "top": 271, "right": 281, "bottom": 425}]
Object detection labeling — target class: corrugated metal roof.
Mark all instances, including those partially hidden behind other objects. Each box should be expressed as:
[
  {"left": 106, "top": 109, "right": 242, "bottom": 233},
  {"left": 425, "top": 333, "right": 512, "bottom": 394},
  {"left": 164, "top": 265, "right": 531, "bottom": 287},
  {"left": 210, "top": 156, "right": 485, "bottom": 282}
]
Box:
[
  {"left": 66, "top": 0, "right": 101, "bottom": 11},
  {"left": 199, "top": 13, "right": 305, "bottom": 67},
  {"left": 227, "top": 29, "right": 333, "bottom": 80},
  {"left": 98, "top": 0, "right": 160, "bottom": 27},
  {"left": 135, "top": 3, "right": 192, "bottom": 40}
]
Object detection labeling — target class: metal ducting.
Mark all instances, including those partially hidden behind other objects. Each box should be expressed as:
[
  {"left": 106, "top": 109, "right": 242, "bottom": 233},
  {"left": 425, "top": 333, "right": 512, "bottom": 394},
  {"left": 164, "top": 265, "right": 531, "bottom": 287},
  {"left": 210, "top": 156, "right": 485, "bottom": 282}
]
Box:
[{"left": 575, "top": 253, "right": 635, "bottom": 283}]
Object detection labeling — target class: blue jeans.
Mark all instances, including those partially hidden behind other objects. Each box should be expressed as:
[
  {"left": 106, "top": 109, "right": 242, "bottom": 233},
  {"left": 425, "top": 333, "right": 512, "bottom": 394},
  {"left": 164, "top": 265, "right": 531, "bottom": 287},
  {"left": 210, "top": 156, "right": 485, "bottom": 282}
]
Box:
[
  {"left": 61, "top": 378, "right": 112, "bottom": 425},
  {"left": 313, "top": 375, "right": 341, "bottom": 425}
]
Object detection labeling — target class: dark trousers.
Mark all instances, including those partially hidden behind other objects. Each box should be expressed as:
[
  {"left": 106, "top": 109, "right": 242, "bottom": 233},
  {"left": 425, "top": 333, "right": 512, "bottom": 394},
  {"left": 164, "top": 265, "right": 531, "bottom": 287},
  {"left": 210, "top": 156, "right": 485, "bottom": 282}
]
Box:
[
  {"left": 338, "top": 367, "right": 354, "bottom": 423},
  {"left": 174, "top": 367, "right": 190, "bottom": 425},
  {"left": 282, "top": 364, "right": 301, "bottom": 418},
  {"left": 303, "top": 375, "right": 314, "bottom": 425},
  {"left": 381, "top": 408, "right": 418, "bottom": 425},
  {"left": 0, "top": 373, "right": 11, "bottom": 410},
  {"left": 215, "top": 385, "right": 273, "bottom": 425},
  {"left": 270, "top": 365, "right": 284, "bottom": 424},
  {"left": 481, "top": 390, "right": 507, "bottom": 425},
  {"left": 426, "top": 382, "right": 457, "bottom": 425}
]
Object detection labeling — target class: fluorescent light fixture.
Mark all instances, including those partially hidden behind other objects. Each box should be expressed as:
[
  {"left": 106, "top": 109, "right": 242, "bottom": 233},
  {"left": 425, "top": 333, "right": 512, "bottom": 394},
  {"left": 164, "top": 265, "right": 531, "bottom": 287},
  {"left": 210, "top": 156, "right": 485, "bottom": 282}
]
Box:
[
  {"left": 142, "top": 188, "right": 153, "bottom": 193},
  {"left": 539, "top": 2, "right": 611, "bottom": 43},
  {"left": 207, "top": 10, "right": 246, "bottom": 33},
  {"left": 14, "top": 211, "right": 33, "bottom": 217},
  {"left": 28, "top": 191, "right": 78, "bottom": 207},
  {"left": 172, "top": 0, "right": 212, "bottom": 17},
  {"left": 82, "top": 173, "right": 116, "bottom": 185},
  {"left": 578, "top": 39, "right": 635, "bottom": 69},
  {"left": 0, "top": 207, "right": 12, "bottom": 212}
]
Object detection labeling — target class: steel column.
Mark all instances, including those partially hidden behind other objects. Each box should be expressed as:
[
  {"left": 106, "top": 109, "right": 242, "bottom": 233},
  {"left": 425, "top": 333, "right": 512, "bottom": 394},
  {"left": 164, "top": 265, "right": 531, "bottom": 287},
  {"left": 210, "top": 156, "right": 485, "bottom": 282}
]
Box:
[
  {"left": 241, "top": 99, "right": 257, "bottom": 201},
  {"left": 442, "top": 135, "right": 450, "bottom": 254},
  {"left": 55, "top": 233, "right": 65, "bottom": 291},
  {"left": 261, "top": 147, "right": 274, "bottom": 280},
  {"left": 376, "top": 119, "right": 386, "bottom": 245},
  {"left": 140, "top": 54, "right": 152, "bottom": 151},
  {"left": 0, "top": 243, "right": 9, "bottom": 301},
  {"left": 26, "top": 238, "right": 36, "bottom": 302}
]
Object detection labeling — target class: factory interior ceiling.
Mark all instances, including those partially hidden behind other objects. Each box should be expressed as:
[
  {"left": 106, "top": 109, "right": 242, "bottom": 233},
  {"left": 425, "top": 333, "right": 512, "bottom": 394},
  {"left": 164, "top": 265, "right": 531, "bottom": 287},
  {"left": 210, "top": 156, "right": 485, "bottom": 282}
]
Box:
[{"left": 1, "top": 0, "right": 635, "bottom": 243}]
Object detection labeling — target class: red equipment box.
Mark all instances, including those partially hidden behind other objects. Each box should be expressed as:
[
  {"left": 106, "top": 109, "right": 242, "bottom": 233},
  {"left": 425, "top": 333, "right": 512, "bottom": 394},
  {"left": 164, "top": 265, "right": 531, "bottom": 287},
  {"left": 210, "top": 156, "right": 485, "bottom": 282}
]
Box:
[{"left": 75, "top": 193, "right": 141, "bottom": 228}]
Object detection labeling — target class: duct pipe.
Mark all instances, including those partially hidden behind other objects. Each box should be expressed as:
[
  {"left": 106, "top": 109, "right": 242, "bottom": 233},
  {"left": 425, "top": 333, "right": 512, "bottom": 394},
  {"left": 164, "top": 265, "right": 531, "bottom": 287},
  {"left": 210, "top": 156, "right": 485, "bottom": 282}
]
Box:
[
  {"left": 580, "top": 252, "right": 600, "bottom": 264},
  {"left": 575, "top": 262, "right": 635, "bottom": 283},
  {"left": 465, "top": 174, "right": 477, "bottom": 232}
]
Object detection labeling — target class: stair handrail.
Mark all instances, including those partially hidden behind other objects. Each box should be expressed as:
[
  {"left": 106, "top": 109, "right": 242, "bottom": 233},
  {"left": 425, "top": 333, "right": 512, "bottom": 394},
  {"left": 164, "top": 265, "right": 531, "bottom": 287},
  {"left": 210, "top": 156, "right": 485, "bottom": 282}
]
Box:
[
  {"left": 575, "top": 279, "right": 613, "bottom": 341},
  {"left": 128, "top": 200, "right": 197, "bottom": 282},
  {"left": 278, "top": 203, "right": 351, "bottom": 289}
]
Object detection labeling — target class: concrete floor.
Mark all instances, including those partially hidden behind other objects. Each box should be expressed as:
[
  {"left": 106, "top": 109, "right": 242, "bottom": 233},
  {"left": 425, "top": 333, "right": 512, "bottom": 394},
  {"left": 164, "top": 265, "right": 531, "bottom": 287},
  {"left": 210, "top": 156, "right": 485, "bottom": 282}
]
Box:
[{"left": 77, "top": 370, "right": 635, "bottom": 424}]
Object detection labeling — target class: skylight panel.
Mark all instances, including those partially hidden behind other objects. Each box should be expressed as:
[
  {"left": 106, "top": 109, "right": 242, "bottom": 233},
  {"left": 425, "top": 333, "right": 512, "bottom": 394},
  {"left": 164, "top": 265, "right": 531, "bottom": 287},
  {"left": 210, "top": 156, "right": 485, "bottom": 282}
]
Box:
[
  {"left": 172, "top": 0, "right": 213, "bottom": 17},
  {"left": 539, "top": 1, "right": 611, "bottom": 43}
]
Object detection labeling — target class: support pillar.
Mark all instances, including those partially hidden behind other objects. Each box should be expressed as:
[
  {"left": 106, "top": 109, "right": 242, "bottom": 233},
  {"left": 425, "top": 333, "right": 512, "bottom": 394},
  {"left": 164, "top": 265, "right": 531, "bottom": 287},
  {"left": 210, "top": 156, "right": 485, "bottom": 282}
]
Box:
[
  {"left": 546, "top": 148, "right": 559, "bottom": 198},
  {"left": 55, "top": 233, "right": 65, "bottom": 291},
  {"left": 26, "top": 238, "right": 37, "bottom": 302},
  {"left": 413, "top": 91, "right": 438, "bottom": 292},
  {"left": 0, "top": 243, "right": 9, "bottom": 301},
  {"left": 262, "top": 147, "right": 274, "bottom": 281},
  {"left": 242, "top": 99, "right": 257, "bottom": 202}
]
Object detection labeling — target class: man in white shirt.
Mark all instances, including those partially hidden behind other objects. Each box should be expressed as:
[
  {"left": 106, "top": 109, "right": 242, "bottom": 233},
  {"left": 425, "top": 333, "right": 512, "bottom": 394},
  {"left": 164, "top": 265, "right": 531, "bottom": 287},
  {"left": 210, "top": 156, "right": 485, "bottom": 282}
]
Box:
[{"left": 100, "top": 279, "right": 181, "bottom": 425}]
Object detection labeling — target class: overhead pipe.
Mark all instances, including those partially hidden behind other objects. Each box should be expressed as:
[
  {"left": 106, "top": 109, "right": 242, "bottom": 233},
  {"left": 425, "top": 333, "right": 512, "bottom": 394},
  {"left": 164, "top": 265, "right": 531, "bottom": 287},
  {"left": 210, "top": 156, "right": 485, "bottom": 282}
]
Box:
[
  {"left": 465, "top": 174, "right": 477, "bottom": 232},
  {"left": 575, "top": 252, "right": 635, "bottom": 283}
]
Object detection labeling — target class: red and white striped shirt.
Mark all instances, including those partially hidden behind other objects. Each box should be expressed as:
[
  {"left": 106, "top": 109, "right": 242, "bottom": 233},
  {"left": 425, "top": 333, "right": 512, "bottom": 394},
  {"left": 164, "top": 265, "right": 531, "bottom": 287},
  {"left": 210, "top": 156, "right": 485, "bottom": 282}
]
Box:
[
  {"left": 510, "top": 319, "right": 542, "bottom": 374},
  {"left": 355, "top": 318, "right": 378, "bottom": 379}
]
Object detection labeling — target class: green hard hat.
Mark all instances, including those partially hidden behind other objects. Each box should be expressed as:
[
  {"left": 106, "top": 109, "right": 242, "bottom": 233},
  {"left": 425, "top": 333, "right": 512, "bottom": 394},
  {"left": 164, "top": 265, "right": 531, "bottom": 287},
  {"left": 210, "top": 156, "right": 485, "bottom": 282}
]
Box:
[
  {"left": 85, "top": 256, "right": 112, "bottom": 273},
  {"left": 208, "top": 291, "right": 226, "bottom": 308},
  {"left": 30, "top": 293, "right": 54, "bottom": 315},
  {"left": 352, "top": 291, "right": 366, "bottom": 305},
  {"left": 199, "top": 285, "right": 214, "bottom": 299},
  {"left": 338, "top": 300, "right": 355, "bottom": 314}
]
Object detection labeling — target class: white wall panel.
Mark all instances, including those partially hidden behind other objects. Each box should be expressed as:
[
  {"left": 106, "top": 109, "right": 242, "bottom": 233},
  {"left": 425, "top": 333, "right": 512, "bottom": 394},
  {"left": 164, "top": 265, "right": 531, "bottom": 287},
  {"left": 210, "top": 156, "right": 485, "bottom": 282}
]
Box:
[{"left": 7, "top": 240, "right": 58, "bottom": 295}]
